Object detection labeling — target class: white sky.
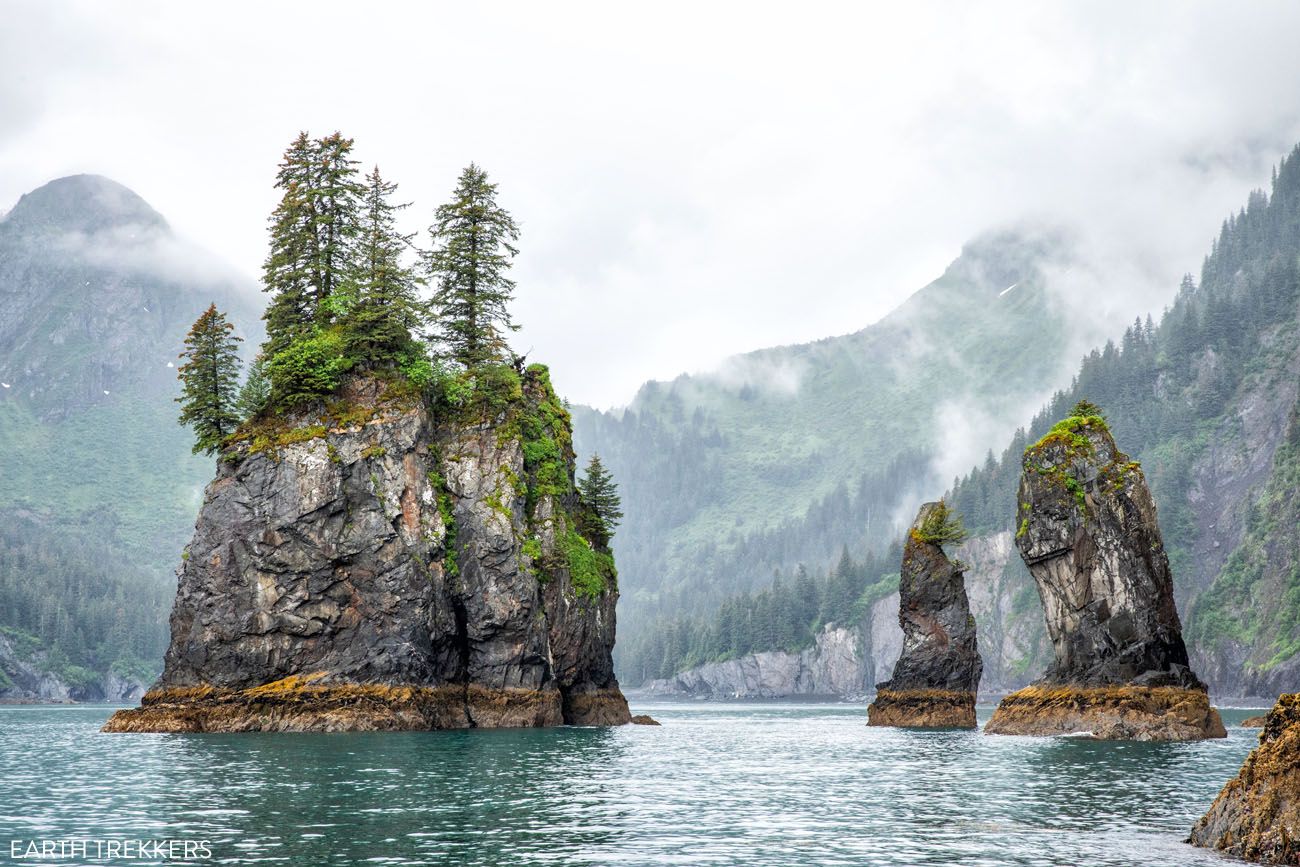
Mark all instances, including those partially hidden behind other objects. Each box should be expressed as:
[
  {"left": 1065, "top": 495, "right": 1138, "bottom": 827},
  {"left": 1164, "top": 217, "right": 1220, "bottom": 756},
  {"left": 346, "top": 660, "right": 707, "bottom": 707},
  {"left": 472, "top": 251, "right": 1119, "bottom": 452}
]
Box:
[{"left": 5, "top": 1, "right": 1300, "bottom": 407}]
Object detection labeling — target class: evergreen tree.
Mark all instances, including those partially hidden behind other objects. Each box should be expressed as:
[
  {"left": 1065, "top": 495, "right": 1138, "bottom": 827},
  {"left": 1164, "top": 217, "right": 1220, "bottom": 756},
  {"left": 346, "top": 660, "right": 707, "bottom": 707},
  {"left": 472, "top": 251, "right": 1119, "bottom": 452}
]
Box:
[
  {"left": 177, "top": 304, "right": 243, "bottom": 455},
  {"left": 312, "top": 132, "right": 366, "bottom": 318},
  {"left": 344, "top": 166, "right": 425, "bottom": 366},
  {"left": 235, "top": 354, "right": 271, "bottom": 421},
  {"left": 261, "top": 131, "right": 365, "bottom": 357},
  {"left": 262, "top": 132, "right": 317, "bottom": 357},
  {"left": 579, "top": 454, "right": 624, "bottom": 543},
  {"left": 913, "top": 499, "right": 968, "bottom": 547},
  {"left": 425, "top": 163, "right": 520, "bottom": 365}
]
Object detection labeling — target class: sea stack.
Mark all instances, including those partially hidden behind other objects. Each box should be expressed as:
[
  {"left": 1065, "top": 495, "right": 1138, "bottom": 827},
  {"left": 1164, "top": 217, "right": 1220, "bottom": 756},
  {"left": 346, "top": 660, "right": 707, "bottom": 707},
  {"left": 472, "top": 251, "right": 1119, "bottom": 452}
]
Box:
[
  {"left": 1191, "top": 694, "right": 1300, "bottom": 862},
  {"left": 867, "top": 501, "right": 982, "bottom": 728},
  {"left": 984, "top": 401, "right": 1225, "bottom": 741},
  {"left": 103, "top": 368, "right": 632, "bottom": 732}
]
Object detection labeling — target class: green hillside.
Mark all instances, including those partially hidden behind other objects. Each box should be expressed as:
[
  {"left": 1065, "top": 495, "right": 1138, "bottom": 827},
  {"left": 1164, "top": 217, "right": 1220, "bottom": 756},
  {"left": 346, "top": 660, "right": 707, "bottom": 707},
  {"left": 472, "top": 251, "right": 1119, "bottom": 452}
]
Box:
[{"left": 0, "top": 175, "right": 260, "bottom": 689}]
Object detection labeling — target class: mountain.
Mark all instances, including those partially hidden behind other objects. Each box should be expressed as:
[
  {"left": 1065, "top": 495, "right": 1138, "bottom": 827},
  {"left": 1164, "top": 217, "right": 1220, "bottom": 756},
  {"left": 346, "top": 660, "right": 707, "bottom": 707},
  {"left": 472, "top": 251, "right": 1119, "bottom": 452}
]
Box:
[
  {"left": 643, "top": 143, "right": 1300, "bottom": 701},
  {"left": 0, "top": 175, "right": 260, "bottom": 699},
  {"left": 572, "top": 228, "right": 1143, "bottom": 670}
]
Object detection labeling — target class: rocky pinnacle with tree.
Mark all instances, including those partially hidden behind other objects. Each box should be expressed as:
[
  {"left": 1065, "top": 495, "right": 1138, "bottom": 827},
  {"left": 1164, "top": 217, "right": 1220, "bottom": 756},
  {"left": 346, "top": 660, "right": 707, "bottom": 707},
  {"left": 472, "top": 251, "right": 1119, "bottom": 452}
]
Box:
[
  {"left": 867, "top": 500, "right": 982, "bottom": 728},
  {"left": 105, "top": 132, "right": 637, "bottom": 732},
  {"left": 984, "top": 401, "right": 1225, "bottom": 740}
]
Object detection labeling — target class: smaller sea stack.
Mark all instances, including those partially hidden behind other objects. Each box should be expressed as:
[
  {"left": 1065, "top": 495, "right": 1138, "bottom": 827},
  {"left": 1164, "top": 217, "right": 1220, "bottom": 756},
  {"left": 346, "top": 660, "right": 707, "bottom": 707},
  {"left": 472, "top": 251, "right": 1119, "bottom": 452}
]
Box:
[
  {"left": 984, "top": 402, "right": 1225, "bottom": 741},
  {"left": 868, "top": 501, "right": 982, "bottom": 728},
  {"left": 1191, "top": 694, "right": 1300, "bottom": 863}
]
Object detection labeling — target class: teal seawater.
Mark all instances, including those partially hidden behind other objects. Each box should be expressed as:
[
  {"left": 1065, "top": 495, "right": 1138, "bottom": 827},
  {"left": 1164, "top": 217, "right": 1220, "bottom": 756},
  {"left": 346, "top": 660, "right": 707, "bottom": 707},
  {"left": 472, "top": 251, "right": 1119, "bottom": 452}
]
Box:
[{"left": 0, "top": 702, "right": 1266, "bottom": 866}]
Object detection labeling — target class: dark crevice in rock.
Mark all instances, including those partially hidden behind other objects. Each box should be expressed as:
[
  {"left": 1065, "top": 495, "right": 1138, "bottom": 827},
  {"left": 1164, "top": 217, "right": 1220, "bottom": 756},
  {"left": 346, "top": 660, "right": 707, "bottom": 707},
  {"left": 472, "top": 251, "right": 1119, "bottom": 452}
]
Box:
[{"left": 103, "top": 369, "right": 631, "bottom": 732}]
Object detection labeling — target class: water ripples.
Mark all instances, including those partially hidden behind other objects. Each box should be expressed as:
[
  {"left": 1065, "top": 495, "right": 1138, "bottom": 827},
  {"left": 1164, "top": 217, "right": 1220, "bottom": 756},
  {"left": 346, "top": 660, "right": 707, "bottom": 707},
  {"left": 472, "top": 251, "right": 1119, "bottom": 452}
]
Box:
[{"left": 0, "top": 703, "right": 1263, "bottom": 865}]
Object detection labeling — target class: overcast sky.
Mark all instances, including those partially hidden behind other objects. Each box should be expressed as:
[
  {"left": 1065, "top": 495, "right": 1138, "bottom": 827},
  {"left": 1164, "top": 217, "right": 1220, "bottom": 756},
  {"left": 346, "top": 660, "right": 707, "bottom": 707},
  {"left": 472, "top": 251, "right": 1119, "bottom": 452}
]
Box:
[{"left": 5, "top": 1, "right": 1300, "bottom": 407}]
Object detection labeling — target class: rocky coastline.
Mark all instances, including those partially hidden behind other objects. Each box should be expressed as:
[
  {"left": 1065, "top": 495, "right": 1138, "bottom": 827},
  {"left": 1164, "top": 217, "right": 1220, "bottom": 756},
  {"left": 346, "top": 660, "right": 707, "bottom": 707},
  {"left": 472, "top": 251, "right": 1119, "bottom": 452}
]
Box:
[{"left": 1191, "top": 694, "right": 1300, "bottom": 862}]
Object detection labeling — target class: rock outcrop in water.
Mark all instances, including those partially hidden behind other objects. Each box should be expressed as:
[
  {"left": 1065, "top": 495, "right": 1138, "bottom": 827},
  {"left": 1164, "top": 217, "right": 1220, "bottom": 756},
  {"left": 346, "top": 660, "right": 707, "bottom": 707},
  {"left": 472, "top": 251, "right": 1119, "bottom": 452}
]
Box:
[
  {"left": 104, "top": 368, "right": 631, "bottom": 732},
  {"left": 1191, "top": 694, "right": 1300, "bottom": 862},
  {"left": 985, "top": 403, "right": 1225, "bottom": 740},
  {"left": 868, "top": 501, "right": 982, "bottom": 728}
]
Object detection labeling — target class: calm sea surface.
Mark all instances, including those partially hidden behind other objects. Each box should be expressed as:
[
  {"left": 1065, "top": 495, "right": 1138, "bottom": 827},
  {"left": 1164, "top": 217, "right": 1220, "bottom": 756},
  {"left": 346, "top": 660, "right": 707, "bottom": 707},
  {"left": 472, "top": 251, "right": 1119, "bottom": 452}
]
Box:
[{"left": 0, "top": 702, "right": 1268, "bottom": 866}]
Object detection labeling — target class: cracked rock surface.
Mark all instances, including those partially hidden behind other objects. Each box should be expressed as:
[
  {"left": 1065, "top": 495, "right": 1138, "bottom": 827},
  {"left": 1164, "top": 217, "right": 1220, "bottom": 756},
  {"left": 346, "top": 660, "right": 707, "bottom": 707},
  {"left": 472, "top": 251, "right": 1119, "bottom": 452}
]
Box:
[
  {"left": 104, "top": 372, "right": 629, "bottom": 732},
  {"left": 986, "top": 412, "right": 1223, "bottom": 740},
  {"left": 868, "top": 501, "right": 982, "bottom": 728}
]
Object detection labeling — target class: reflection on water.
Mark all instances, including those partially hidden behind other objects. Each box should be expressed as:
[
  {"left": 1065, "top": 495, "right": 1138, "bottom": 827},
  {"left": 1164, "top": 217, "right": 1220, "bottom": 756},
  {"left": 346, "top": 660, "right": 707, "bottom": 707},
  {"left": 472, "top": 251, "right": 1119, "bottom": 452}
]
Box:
[{"left": 0, "top": 703, "right": 1264, "bottom": 865}]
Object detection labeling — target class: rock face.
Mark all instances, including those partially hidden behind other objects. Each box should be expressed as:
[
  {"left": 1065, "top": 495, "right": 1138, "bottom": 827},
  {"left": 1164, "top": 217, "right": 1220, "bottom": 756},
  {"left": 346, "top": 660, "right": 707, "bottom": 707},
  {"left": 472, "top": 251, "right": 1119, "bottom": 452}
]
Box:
[
  {"left": 868, "top": 502, "right": 982, "bottom": 728},
  {"left": 985, "top": 408, "right": 1225, "bottom": 740},
  {"left": 103, "top": 369, "right": 630, "bottom": 732},
  {"left": 641, "top": 623, "right": 868, "bottom": 699},
  {"left": 1191, "top": 694, "right": 1300, "bottom": 862}
]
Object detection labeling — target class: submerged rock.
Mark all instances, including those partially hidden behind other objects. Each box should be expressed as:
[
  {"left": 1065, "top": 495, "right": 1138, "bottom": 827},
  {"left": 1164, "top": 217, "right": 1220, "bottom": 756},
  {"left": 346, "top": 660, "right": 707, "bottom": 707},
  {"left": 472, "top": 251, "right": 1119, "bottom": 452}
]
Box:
[
  {"left": 985, "top": 404, "right": 1224, "bottom": 740},
  {"left": 1191, "top": 694, "right": 1300, "bottom": 862},
  {"left": 868, "top": 501, "right": 982, "bottom": 728},
  {"left": 104, "top": 369, "right": 631, "bottom": 732}
]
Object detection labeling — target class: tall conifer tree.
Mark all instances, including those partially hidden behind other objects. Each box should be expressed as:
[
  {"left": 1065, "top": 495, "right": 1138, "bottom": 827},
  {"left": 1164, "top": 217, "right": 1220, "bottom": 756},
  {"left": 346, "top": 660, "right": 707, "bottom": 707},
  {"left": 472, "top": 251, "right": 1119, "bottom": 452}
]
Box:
[
  {"left": 262, "top": 132, "right": 317, "bottom": 357},
  {"left": 261, "top": 131, "right": 365, "bottom": 357},
  {"left": 177, "top": 304, "right": 243, "bottom": 455},
  {"left": 344, "top": 166, "right": 424, "bottom": 366},
  {"left": 312, "top": 132, "right": 365, "bottom": 316},
  {"left": 425, "top": 164, "right": 520, "bottom": 365},
  {"left": 579, "top": 454, "right": 624, "bottom": 543}
]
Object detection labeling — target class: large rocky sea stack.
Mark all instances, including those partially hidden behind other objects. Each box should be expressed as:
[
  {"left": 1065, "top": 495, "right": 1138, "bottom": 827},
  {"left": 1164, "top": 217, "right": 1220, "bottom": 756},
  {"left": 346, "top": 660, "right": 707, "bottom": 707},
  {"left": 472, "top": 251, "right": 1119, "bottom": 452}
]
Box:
[
  {"left": 867, "top": 501, "right": 982, "bottom": 728},
  {"left": 984, "top": 402, "right": 1225, "bottom": 741},
  {"left": 104, "top": 367, "right": 632, "bottom": 732},
  {"left": 1191, "top": 694, "right": 1300, "bottom": 862}
]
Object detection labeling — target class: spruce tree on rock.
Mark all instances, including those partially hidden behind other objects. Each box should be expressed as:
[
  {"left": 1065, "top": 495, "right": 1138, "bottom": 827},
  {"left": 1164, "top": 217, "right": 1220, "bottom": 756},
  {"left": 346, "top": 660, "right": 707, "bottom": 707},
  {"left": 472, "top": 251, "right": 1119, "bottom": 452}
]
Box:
[
  {"left": 177, "top": 304, "right": 243, "bottom": 455},
  {"left": 312, "top": 132, "right": 365, "bottom": 317},
  {"left": 262, "top": 132, "right": 316, "bottom": 357},
  {"left": 425, "top": 164, "right": 520, "bottom": 366},
  {"left": 261, "top": 131, "right": 365, "bottom": 357},
  {"left": 579, "top": 454, "right": 624, "bottom": 544},
  {"left": 344, "top": 166, "right": 424, "bottom": 366}
]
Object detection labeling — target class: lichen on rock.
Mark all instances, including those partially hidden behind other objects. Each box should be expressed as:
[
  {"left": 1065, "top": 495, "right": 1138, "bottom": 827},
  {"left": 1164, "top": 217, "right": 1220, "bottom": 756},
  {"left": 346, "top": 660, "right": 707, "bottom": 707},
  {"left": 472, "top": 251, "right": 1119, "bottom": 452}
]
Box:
[
  {"left": 103, "top": 367, "right": 630, "bottom": 733},
  {"left": 868, "top": 501, "right": 982, "bottom": 728},
  {"left": 985, "top": 402, "right": 1224, "bottom": 740},
  {"left": 1191, "top": 693, "right": 1300, "bottom": 862}
]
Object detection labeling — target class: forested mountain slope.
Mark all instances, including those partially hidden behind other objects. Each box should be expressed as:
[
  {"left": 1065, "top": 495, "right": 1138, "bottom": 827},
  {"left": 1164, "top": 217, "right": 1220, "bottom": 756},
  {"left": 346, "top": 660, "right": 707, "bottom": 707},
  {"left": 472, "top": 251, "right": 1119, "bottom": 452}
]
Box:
[
  {"left": 0, "top": 175, "right": 259, "bottom": 697},
  {"left": 639, "top": 145, "right": 1300, "bottom": 698},
  {"left": 573, "top": 229, "right": 1135, "bottom": 657},
  {"left": 947, "top": 152, "right": 1300, "bottom": 696}
]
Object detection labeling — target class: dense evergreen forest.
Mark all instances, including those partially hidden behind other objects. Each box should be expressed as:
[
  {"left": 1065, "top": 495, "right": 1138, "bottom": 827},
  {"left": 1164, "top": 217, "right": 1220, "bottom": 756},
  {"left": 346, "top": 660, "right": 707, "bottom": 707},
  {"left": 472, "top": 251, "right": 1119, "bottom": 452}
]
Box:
[
  {"left": 0, "top": 514, "right": 169, "bottom": 688},
  {"left": 620, "top": 545, "right": 901, "bottom": 685}
]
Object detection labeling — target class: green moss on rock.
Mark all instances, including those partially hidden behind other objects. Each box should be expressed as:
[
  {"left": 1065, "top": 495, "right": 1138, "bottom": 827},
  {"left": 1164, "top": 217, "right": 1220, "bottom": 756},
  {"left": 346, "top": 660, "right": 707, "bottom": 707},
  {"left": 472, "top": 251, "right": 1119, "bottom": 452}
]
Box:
[{"left": 564, "top": 530, "right": 617, "bottom": 599}]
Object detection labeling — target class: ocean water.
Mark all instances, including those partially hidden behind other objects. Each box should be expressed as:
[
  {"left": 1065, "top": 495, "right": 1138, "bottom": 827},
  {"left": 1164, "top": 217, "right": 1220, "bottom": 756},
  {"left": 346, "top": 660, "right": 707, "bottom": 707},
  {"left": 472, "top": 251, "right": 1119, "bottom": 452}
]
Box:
[{"left": 0, "top": 702, "right": 1266, "bottom": 866}]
